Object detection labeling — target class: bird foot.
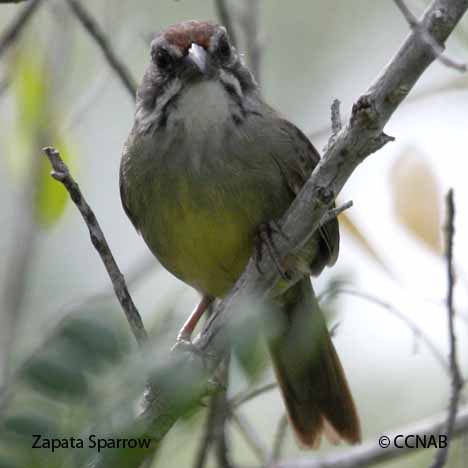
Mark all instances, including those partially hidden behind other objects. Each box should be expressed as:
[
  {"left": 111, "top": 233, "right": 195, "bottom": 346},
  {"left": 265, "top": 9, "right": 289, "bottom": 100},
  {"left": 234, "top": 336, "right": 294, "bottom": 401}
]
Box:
[
  {"left": 255, "top": 221, "right": 290, "bottom": 279},
  {"left": 171, "top": 335, "right": 202, "bottom": 356}
]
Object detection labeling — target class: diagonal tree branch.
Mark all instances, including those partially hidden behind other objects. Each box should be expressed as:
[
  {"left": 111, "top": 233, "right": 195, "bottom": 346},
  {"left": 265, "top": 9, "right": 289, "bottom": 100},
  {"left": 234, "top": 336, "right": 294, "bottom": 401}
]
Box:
[
  {"left": 140, "top": 0, "right": 468, "bottom": 465},
  {"left": 195, "top": 0, "right": 468, "bottom": 368},
  {"left": 0, "top": 0, "right": 44, "bottom": 59},
  {"left": 319, "top": 288, "right": 451, "bottom": 376},
  {"left": 230, "top": 382, "right": 277, "bottom": 409},
  {"left": 42, "top": 147, "right": 147, "bottom": 347},
  {"left": 394, "top": 0, "right": 467, "bottom": 71},
  {"left": 65, "top": 0, "right": 137, "bottom": 99},
  {"left": 271, "top": 413, "right": 289, "bottom": 463}
]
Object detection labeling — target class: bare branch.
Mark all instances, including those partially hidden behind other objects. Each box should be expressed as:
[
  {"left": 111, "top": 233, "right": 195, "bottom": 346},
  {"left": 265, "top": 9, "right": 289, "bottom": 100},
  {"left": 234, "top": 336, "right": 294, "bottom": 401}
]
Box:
[
  {"left": 230, "top": 382, "right": 277, "bottom": 409},
  {"left": 0, "top": 1, "right": 31, "bottom": 4},
  {"left": 319, "top": 288, "right": 450, "bottom": 377},
  {"left": 277, "top": 406, "right": 468, "bottom": 468},
  {"left": 65, "top": 0, "right": 137, "bottom": 99},
  {"left": 320, "top": 200, "right": 353, "bottom": 226},
  {"left": 394, "top": 0, "right": 467, "bottom": 72},
  {"left": 214, "top": 0, "right": 238, "bottom": 48},
  {"left": 309, "top": 73, "right": 468, "bottom": 143},
  {"left": 325, "top": 99, "right": 342, "bottom": 151},
  {"left": 214, "top": 393, "right": 235, "bottom": 468},
  {"left": 215, "top": 0, "right": 262, "bottom": 82},
  {"left": 430, "top": 189, "right": 464, "bottom": 468},
  {"left": 271, "top": 413, "right": 288, "bottom": 462},
  {"left": 0, "top": 0, "right": 44, "bottom": 59},
  {"left": 212, "top": 357, "right": 234, "bottom": 468},
  {"left": 195, "top": 1, "right": 468, "bottom": 373},
  {"left": 230, "top": 411, "right": 270, "bottom": 463},
  {"left": 42, "top": 147, "right": 147, "bottom": 347},
  {"left": 240, "top": 0, "right": 262, "bottom": 82},
  {"left": 193, "top": 399, "right": 218, "bottom": 468}
]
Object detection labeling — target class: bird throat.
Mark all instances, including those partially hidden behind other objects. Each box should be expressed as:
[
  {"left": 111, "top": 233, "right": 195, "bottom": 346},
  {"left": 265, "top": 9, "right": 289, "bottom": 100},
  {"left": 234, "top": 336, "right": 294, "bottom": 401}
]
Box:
[{"left": 176, "top": 79, "right": 231, "bottom": 136}]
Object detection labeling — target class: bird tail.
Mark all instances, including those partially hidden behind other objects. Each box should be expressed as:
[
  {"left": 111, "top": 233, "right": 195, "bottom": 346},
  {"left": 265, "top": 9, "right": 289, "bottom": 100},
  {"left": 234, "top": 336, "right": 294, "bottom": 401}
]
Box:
[{"left": 267, "top": 279, "right": 361, "bottom": 448}]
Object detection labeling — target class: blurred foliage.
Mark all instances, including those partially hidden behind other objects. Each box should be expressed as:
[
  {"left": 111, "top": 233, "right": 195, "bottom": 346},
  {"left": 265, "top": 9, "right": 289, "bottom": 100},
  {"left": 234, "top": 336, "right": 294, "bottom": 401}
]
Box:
[
  {"left": 7, "top": 42, "right": 76, "bottom": 227},
  {"left": 339, "top": 211, "right": 392, "bottom": 275},
  {"left": 391, "top": 148, "right": 442, "bottom": 254},
  {"left": 229, "top": 300, "right": 269, "bottom": 383},
  {"left": 0, "top": 304, "right": 136, "bottom": 468}
]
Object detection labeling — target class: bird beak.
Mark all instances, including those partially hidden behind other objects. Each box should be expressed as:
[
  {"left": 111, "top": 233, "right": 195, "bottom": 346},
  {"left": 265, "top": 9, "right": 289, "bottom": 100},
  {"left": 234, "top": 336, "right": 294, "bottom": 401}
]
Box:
[{"left": 186, "top": 43, "right": 209, "bottom": 76}]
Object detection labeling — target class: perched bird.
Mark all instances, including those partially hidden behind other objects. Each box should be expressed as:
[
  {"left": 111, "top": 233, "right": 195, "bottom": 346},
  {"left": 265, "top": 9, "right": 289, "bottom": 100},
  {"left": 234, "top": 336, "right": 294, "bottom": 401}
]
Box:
[{"left": 120, "top": 20, "right": 360, "bottom": 447}]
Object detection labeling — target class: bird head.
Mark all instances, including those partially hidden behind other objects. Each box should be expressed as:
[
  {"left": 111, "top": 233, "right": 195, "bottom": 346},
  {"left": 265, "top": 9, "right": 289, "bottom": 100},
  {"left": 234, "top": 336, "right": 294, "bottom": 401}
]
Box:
[{"left": 135, "top": 21, "right": 258, "bottom": 133}]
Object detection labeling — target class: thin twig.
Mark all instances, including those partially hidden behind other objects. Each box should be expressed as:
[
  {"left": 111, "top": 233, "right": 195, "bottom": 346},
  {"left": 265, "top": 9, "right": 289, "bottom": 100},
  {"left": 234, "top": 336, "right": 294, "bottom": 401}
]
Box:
[
  {"left": 239, "top": 0, "right": 262, "bottom": 83},
  {"left": 66, "top": 0, "right": 137, "bottom": 99},
  {"left": 214, "top": 394, "right": 235, "bottom": 468},
  {"left": 309, "top": 74, "right": 468, "bottom": 143},
  {"left": 394, "top": 0, "right": 467, "bottom": 72},
  {"left": 330, "top": 99, "right": 342, "bottom": 135},
  {"left": 194, "top": 338, "right": 233, "bottom": 468},
  {"left": 213, "top": 356, "right": 235, "bottom": 468},
  {"left": 193, "top": 399, "right": 218, "bottom": 468},
  {"left": 230, "top": 382, "right": 277, "bottom": 409},
  {"left": 430, "top": 189, "right": 464, "bottom": 468},
  {"left": 0, "top": 0, "right": 44, "bottom": 59},
  {"left": 271, "top": 413, "right": 288, "bottom": 462},
  {"left": 278, "top": 406, "right": 468, "bottom": 468},
  {"left": 230, "top": 411, "right": 270, "bottom": 463},
  {"left": 320, "top": 200, "right": 353, "bottom": 226},
  {"left": 214, "top": 0, "right": 238, "bottom": 48},
  {"left": 42, "top": 147, "right": 147, "bottom": 347},
  {"left": 319, "top": 287, "right": 450, "bottom": 377},
  {"left": 325, "top": 98, "right": 342, "bottom": 151}
]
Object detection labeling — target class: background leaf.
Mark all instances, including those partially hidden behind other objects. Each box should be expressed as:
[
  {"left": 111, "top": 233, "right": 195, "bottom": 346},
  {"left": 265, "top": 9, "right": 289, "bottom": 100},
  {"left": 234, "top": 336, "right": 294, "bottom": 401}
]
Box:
[
  {"left": 390, "top": 148, "right": 442, "bottom": 254},
  {"left": 8, "top": 43, "right": 74, "bottom": 228},
  {"left": 339, "top": 210, "right": 392, "bottom": 275}
]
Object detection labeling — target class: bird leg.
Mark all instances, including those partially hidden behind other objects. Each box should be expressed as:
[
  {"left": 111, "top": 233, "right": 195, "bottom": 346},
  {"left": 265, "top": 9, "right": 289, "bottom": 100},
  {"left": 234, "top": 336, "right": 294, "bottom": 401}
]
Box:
[{"left": 176, "top": 295, "right": 214, "bottom": 343}]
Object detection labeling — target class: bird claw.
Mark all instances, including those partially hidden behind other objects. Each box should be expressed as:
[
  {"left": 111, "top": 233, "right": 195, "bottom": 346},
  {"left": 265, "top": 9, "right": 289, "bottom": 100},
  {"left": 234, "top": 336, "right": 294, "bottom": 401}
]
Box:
[
  {"left": 171, "top": 335, "right": 202, "bottom": 356},
  {"left": 255, "top": 222, "right": 290, "bottom": 279}
]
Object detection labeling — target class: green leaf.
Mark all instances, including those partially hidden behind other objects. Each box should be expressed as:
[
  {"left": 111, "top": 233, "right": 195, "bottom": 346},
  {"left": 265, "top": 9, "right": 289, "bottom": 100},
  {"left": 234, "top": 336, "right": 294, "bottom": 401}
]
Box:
[{"left": 8, "top": 44, "right": 74, "bottom": 228}]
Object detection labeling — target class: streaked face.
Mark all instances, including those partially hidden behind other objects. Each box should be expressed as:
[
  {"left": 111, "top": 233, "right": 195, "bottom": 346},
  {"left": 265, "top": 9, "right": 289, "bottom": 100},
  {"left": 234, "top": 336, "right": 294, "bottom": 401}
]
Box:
[{"left": 135, "top": 21, "right": 257, "bottom": 132}]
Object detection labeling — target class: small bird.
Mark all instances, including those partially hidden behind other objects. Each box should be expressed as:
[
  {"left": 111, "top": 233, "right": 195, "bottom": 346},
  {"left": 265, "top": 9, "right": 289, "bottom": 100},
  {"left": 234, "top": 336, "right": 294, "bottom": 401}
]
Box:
[{"left": 120, "top": 20, "right": 360, "bottom": 447}]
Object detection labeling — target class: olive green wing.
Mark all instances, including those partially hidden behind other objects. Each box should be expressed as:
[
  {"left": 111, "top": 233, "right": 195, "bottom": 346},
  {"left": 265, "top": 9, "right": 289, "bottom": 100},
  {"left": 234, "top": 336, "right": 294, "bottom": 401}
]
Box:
[{"left": 119, "top": 135, "right": 141, "bottom": 231}]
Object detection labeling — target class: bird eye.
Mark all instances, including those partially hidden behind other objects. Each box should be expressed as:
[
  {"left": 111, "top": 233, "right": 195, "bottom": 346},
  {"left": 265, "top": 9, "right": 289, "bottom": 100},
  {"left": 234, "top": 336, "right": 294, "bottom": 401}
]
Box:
[
  {"left": 154, "top": 48, "right": 172, "bottom": 69},
  {"left": 217, "top": 36, "right": 231, "bottom": 61}
]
